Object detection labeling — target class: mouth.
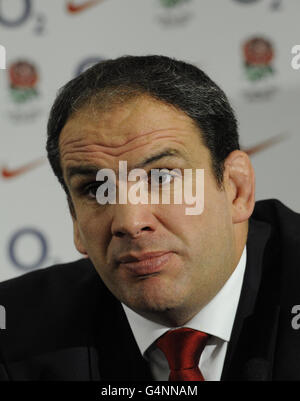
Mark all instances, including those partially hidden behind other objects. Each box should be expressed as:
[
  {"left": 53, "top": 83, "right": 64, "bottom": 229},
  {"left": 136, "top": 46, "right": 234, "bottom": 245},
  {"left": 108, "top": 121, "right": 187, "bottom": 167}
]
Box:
[{"left": 118, "top": 251, "right": 173, "bottom": 277}]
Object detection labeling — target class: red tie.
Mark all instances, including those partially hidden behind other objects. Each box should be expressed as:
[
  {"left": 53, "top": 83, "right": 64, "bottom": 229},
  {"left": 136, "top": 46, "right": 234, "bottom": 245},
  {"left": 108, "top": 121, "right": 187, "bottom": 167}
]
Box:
[{"left": 156, "top": 327, "right": 209, "bottom": 381}]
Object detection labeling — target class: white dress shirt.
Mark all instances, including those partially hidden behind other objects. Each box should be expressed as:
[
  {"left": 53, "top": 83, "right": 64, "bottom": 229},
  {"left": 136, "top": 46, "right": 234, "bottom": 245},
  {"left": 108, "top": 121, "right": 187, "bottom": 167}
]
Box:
[{"left": 122, "top": 246, "right": 247, "bottom": 381}]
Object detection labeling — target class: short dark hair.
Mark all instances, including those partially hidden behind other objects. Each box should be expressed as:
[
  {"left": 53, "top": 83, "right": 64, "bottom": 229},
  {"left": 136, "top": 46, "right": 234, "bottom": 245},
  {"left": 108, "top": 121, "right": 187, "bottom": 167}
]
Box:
[{"left": 46, "top": 55, "right": 239, "bottom": 195}]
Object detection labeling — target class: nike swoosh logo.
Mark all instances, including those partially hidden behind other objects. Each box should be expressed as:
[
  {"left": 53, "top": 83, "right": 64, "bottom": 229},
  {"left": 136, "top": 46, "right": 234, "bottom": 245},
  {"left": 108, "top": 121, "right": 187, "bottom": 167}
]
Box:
[
  {"left": 242, "top": 133, "right": 287, "bottom": 156},
  {"left": 1, "top": 158, "right": 45, "bottom": 179},
  {"left": 66, "top": 0, "right": 104, "bottom": 14}
]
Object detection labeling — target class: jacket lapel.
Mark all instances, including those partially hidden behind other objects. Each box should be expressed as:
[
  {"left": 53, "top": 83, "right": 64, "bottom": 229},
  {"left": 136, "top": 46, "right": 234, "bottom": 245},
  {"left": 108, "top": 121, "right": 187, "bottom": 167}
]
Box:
[
  {"left": 221, "top": 218, "right": 281, "bottom": 380},
  {"left": 91, "top": 288, "right": 153, "bottom": 381}
]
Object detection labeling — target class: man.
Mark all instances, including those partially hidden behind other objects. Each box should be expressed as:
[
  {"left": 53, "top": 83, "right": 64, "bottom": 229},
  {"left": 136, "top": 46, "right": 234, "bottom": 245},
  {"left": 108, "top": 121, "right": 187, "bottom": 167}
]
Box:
[{"left": 0, "top": 55, "right": 300, "bottom": 381}]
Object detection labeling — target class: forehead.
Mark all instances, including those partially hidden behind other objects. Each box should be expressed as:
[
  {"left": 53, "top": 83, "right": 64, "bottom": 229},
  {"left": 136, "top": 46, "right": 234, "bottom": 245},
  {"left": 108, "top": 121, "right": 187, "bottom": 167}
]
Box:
[{"left": 59, "top": 96, "right": 200, "bottom": 149}]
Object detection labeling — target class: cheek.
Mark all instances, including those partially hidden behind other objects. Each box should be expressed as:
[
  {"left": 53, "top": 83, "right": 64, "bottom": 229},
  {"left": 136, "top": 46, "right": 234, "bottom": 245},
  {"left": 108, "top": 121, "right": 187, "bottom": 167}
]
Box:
[
  {"left": 76, "top": 209, "right": 111, "bottom": 254},
  {"left": 203, "top": 173, "right": 231, "bottom": 219},
  {"left": 200, "top": 192, "right": 234, "bottom": 257},
  {"left": 154, "top": 203, "right": 203, "bottom": 252},
  {"left": 155, "top": 203, "right": 188, "bottom": 229},
  {"left": 182, "top": 184, "right": 232, "bottom": 251}
]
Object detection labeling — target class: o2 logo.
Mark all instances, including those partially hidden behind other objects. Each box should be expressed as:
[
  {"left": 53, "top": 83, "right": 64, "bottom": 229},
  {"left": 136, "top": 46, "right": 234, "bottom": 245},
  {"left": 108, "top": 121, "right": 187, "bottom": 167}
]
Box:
[
  {"left": 0, "top": 0, "right": 31, "bottom": 27},
  {"left": 8, "top": 227, "right": 54, "bottom": 271},
  {"left": 0, "top": 0, "right": 46, "bottom": 34}
]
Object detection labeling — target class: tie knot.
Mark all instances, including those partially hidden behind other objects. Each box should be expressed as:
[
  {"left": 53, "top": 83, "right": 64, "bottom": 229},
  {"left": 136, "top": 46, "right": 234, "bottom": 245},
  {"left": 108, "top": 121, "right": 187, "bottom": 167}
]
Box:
[{"left": 156, "top": 328, "right": 209, "bottom": 372}]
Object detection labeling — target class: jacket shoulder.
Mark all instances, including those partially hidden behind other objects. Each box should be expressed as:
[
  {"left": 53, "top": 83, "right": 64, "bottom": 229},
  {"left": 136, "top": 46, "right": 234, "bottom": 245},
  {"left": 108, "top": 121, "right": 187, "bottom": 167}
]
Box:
[
  {"left": 0, "top": 258, "right": 97, "bottom": 297},
  {"left": 251, "top": 200, "right": 300, "bottom": 379},
  {"left": 0, "top": 259, "right": 111, "bottom": 363},
  {"left": 253, "top": 199, "right": 300, "bottom": 231}
]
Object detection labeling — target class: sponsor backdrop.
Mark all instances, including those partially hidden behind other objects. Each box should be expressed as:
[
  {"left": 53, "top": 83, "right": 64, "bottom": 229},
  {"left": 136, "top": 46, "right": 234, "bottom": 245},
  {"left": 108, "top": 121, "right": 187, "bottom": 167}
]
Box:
[{"left": 0, "top": 0, "right": 299, "bottom": 281}]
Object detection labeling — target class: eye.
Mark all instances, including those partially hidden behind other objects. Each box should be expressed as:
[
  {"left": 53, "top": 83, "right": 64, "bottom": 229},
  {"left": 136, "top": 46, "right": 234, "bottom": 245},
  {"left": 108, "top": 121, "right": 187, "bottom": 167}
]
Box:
[
  {"left": 149, "top": 169, "right": 176, "bottom": 186},
  {"left": 83, "top": 182, "right": 101, "bottom": 198}
]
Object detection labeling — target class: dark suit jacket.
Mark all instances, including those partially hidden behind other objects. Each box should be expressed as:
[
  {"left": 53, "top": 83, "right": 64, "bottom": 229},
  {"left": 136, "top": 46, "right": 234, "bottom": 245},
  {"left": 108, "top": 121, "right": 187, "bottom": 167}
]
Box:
[{"left": 0, "top": 199, "right": 300, "bottom": 381}]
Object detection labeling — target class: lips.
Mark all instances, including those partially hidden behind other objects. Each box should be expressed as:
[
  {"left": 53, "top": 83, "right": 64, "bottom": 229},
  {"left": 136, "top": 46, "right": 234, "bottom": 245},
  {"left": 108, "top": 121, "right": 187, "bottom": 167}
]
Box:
[{"left": 118, "top": 252, "right": 173, "bottom": 276}]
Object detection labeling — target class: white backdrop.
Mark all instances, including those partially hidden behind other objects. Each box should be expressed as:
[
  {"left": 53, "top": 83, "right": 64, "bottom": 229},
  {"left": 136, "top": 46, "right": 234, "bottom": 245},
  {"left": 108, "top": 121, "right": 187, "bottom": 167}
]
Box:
[{"left": 1, "top": 0, "right": 299, "bottom": 282}]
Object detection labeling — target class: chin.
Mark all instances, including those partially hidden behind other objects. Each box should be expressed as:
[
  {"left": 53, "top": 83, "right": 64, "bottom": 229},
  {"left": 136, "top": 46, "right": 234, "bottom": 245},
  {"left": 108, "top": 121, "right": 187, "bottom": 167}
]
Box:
[
  {"left": 122, "top": 281, "right": 187, "bottom": 315},
  {"left": 109, "top": 269, "right": 191, "bottom": 316}
]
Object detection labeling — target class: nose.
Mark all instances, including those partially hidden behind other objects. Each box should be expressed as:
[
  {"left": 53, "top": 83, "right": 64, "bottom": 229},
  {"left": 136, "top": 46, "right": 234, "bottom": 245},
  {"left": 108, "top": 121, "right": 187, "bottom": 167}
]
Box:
[{"left": 111, "top": 203, "right": 157, "bottom": 239}]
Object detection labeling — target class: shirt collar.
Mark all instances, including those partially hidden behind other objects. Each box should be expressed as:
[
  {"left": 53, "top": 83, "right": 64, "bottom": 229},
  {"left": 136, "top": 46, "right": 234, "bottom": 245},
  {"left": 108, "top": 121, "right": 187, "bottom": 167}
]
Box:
[{"left": 122, "top": 246, "right": 247, "bottom": 356}]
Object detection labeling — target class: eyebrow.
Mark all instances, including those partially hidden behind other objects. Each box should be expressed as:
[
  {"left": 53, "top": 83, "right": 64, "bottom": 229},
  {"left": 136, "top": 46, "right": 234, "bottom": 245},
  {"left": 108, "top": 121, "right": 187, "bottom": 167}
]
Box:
[
  {"left": 66, "top": 148, "right": 188, "bottom": 183},
  {"left": 66, "top": 166, "right": 99, "bottom": 183},
  {"left": 135, "top": 148, "right": 188, "bottom": 168}
]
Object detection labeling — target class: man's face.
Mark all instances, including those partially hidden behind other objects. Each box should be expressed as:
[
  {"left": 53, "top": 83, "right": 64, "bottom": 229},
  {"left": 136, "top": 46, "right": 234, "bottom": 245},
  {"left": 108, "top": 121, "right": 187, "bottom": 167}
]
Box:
[{"left": 59, "top": 96, "right": 237, "bottom": 325}]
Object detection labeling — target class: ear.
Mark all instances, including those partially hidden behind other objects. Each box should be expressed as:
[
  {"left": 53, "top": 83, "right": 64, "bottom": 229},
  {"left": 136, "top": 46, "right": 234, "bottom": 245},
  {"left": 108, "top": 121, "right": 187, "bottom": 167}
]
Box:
[
  {"left": 72, "top": 216, "right": 88, "bottom": 256},
  {"left": 224, "top": 150, "right": 255, "bottom": 224}
]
